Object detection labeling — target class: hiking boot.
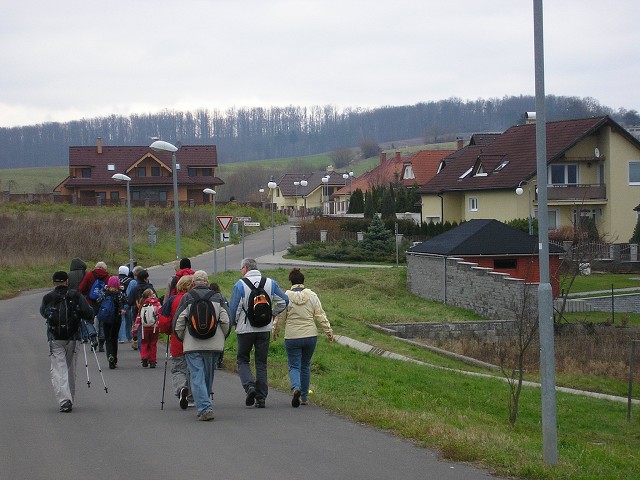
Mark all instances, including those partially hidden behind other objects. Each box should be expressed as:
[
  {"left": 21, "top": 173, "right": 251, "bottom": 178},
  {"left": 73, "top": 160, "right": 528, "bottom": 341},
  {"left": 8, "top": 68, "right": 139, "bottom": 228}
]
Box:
[
  {"left": 108, "top": 355, "right": 116, "bottom": 369},
  {"left": 60, "top": 400, "right": 72, "bottom": 413},
  {"left": 255, "top": 399, "right": 265, "bottom": 408},
  {"left": 292, "top": 388, "right": 301, "bottom": 408},
  {"left": 179, "top": 387, "right": 189, "bottom": 410},
  {"left": 131, "top": 338, "right": 138, "bottom": 350},
  {"left": 98, "top": 339, "right": 105, "bottom": 352},
  {"left": 245, "top": 386, "right": 256, "bottom": 406},
  {"left": 300, "top": 399, "right": 308, "bottom": 405},
  {"left": 149, "top": 362, "right": 157, "bottom": 369},
  {"left": 142, "top": 359, "right": 149, "bottom": 368},
  {"left": 90, "top": 334, "right": 98, "bottom": 350},
  {"left": 199, "top": 410, "right": 215, "bottom": 421}
]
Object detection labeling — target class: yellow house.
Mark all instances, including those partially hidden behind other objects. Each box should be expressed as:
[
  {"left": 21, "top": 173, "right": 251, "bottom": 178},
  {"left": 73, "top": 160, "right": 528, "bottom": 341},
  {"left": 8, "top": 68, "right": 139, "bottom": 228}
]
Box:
[
  {"left": 268, "top": 171, "right": 348, "bottom": 215},
  {"left": 417, "top": 116, "right": 640, "bottom": 242}
]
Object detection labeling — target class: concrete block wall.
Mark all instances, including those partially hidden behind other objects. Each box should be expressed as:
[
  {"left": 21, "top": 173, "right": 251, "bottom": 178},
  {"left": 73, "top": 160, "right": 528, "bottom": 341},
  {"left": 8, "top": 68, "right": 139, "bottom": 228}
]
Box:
[
  {"left": 375, "top": 321, "right": 517, "bottom": 343},
  {"left": 407, "top": 253, "right": 538, "bottom": 321}
]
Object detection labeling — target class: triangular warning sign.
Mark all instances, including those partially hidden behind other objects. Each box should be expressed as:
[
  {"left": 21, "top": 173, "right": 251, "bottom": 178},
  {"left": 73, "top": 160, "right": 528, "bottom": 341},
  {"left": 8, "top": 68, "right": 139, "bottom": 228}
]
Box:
[{"left": 216, "top": 215, "right": 233, "bottom": 232}]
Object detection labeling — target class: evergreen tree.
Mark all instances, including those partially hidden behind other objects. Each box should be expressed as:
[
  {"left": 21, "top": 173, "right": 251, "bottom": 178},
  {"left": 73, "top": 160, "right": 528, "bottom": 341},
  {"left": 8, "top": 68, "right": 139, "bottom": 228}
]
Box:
[
  {"left": 361, "top": 215, "right": 394, "bottom": 252},
  {"left": 631, "top": 216, "right": 640, "bottom": 243},
  {"left": 363, "top": 190, "right": 375, "bottom": 218},
  {"left": 348, "top": 188, "right": 365, "bottom": 213},
  {"left": 380, "top": 188, "right": 395, "bottom": 219}
]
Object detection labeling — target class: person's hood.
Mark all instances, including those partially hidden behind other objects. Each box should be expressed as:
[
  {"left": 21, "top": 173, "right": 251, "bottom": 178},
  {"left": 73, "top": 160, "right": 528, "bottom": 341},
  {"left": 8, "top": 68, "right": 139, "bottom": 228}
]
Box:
[
  {"left": 176, "top": 268, "right": 195, "bottom": 279},
  {"left": 70, "top": 258, "right": 86, "bottom": 271},
  {"left": 288, "top": 284, "right": 310, "bottom": 305},
  {"left": 93, "top": 268, "right": 109, "bottom": 280}
]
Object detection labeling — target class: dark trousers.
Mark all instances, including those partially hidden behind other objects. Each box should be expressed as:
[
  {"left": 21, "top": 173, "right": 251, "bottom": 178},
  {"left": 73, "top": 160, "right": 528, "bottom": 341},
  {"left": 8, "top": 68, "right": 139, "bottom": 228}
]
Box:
[
  {"left": 103, "top": 318, "right": 122, "bottom": 361},
  {"left": 236, "top": 331, "right": 270, "bottom": 400}
]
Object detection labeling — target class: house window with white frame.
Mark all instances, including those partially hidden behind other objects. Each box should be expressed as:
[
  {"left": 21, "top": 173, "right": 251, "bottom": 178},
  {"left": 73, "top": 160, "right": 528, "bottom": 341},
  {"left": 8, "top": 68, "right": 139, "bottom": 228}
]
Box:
[
  {"left": 629, "top": 161, "right": 640, "bottom": 185},
  {"left": 548, "top": 164, "right": 578, "bottom": 185},
  {"left": 536, "top": 208, "right": 558, "bottom": 230},
  {"left": 469, "top": 197, "right": 478, "bottom": 212}
]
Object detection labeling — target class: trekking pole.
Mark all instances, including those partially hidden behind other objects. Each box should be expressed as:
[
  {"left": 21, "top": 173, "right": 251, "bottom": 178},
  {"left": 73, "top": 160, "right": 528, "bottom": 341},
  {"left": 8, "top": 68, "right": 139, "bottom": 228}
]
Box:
[
  {"left": 161, "top": 334, "right": 170, "bottom": 410},
  {"left": 89, "top": 342, "right": 109, "bottom": 393},
  {"left": 80, "top": 322, "right": 91, "bottom": 387}
]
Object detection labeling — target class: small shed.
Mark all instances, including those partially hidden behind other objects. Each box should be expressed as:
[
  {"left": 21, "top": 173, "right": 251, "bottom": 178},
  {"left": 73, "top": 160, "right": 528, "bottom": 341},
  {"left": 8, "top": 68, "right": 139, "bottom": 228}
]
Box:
[{"left": 408, "top": 219, "right": 564, "bottom": 299}]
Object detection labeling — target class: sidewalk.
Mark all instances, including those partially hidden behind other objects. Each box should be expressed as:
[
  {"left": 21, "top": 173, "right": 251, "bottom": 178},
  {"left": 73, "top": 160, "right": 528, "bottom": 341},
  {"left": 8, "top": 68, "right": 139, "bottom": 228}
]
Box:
[{"left": 255, "top": 249, "right": 393, "bottom": 270}]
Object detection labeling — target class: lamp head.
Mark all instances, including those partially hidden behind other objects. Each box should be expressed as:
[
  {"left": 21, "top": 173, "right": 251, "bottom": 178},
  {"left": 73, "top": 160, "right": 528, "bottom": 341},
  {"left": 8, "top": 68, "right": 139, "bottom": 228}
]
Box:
[
  {"left": 203, "top": 188, "right": 216, "bottom": 195},
  {"left": 112, "top": 173, "right": 131, "bottom": 182},
  {"left": 268, "top": 181, "right": 277, "bottom": 189},
  {"left": 300, "top": 180, "right": 308, "bottom": 187},
  {"left": 515, "top": 187, "right": 524, "bottom": 195},
  {"left": 150, "top": 140, "right": 178, "bottom": 153}
]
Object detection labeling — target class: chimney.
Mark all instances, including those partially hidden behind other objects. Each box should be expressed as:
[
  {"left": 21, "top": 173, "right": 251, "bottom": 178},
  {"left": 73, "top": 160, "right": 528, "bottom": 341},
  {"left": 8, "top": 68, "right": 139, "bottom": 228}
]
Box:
[
  {"left": 380, "top": 152, "right": 387, "bottom": 164},
  {"left": 525, "top": 112, "right": 536, "bottom": 125},
  {"left": 456, "top": 137, "right": 464, "bottom": 150},
  {"left": 97, "top": 137, "right": 103, "bottom": 154}
]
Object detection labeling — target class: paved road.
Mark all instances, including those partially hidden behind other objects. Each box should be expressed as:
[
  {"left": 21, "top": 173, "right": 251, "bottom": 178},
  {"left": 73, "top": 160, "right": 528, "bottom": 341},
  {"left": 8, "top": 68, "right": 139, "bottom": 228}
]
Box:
[{"left": 0, "top": 224, "right": 504, "bottom": 480}]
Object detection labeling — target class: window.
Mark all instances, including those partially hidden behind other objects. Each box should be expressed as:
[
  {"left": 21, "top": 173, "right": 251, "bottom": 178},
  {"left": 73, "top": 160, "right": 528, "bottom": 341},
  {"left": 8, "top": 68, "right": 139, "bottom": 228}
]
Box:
[
  {"left": 402, "top": 165, "right": 415, "bottom": 180},
  {"left": 629, "top": 161, "right": 640, "bottom": 185},
  {"left": 188, "top": 167, "right": 197, "bottom": 177},
  {"left": 159, "top": 191, "right": 167, "bottom": 201},
  {"left": 548, "top": 164, "right": 578, "bottom": 185},
  {"left": 132, "top": 191, "right": 140, "bottom": 201},
  {"left": 459, "top": 167, "right": 473, "bottom": 179},
  {"left": 494, "top": 258, "right": 517, "bottom": 269},
  {"left": 110, "top": 191, "right": 119, "bottom": 202},
  {"left": 469, "top": 197, "right": 478, "bottom": 212},
  {"left": 202, "top": 168, "right": 213, "bottom": 177},
  {"left": 107, "top": 164, "right": 115, "bottom": 171},
  {"left": 81, "top": 168, "right": 91, "bottom": 178},
  {"left": 494, "top": 160, "right": 510, "bottom": 172},
  {"left": 137, "top": 167, "right": 146, "bottom": 177},
  {"left": 151, "top": 166, "right": 160, "bottom": 177},
  {"left": 97, "top": 192, "right": 106, "bottom": 201}
]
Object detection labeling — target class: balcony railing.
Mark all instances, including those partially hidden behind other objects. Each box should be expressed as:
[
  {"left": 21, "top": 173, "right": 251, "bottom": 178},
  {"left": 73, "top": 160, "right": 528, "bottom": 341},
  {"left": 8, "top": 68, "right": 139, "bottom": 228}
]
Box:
[{"left": 546, "top": 184, "right": 606, "bottom": 201}]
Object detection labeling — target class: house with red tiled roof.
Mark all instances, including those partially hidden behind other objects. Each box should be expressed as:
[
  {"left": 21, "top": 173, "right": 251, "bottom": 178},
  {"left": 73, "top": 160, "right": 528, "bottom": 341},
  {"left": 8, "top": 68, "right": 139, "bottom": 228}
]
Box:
[
  {"left": 268, "top": 170, "right": 346, "bottom": 215},
  {"left": 331, "top": 149, "right": 455, "bottom": 214},
  {"left": 55, "top": 138, "right": 222, "bottom": 206},
  {"left": 417, "top": 116, "right": 640, "bottom": 242}
]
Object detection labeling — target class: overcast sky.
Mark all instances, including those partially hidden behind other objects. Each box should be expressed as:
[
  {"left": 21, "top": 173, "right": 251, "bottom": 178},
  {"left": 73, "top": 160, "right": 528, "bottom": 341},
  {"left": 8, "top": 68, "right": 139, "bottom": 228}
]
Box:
[{"left": 0, "top": 0, "right": 638, "bottom": 128}]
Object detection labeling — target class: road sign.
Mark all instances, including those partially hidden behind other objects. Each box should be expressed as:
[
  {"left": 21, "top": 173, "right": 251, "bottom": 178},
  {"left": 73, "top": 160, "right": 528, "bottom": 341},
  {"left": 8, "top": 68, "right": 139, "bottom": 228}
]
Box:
[
  {"left": 217, "top": 215, "right": 233, "bottom": 231},
  {"left": 236, "top": 216, "right": 251, "bottom": 222},
  {"left": 244, "top": 222, "right": 261, "bottom": 227}
]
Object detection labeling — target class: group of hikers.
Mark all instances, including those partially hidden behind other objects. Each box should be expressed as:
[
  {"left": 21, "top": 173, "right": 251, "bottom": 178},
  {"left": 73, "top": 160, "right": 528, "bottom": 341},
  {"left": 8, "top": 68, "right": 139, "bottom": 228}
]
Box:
[{"left": 40, "top": 256, "right": 334, "bottom": 420}]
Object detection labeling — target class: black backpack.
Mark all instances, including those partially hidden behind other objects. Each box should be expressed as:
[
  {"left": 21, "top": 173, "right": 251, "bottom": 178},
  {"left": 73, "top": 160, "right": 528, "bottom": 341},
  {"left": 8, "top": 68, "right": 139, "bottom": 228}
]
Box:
[
  {"left": 187, "top": 291, "right": 218, "bottom": 339},
  {"left": 242, "top": 277, "right": 273, "bottom": 328},
  {"left": 45, "top": 290, "right": 82, "bottom": 340}
]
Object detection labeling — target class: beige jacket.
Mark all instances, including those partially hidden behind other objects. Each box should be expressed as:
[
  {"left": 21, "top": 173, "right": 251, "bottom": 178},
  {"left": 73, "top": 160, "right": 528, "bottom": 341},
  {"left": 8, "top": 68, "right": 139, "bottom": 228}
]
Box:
[{"left": 273, "top": 284, "right": 332, "bottom": 340}]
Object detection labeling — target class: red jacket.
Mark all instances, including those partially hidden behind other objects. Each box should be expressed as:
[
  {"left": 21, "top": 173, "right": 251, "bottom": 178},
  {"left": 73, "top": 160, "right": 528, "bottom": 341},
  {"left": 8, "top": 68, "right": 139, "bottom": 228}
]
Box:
[
  {"left": 169, "top": 268, "right": 195, "bottom": 297},
  {"left": 78, "top": 267, "right": 109, "bottom": 306},
  {"left": 158, "top": 292, "right": 186, "bottom": 357}
]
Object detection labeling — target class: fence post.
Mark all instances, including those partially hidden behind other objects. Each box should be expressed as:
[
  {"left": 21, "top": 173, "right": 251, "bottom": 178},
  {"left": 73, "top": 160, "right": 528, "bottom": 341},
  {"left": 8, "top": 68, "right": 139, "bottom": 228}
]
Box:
[
  {"left": 629, "top": 340, "right": 638, "bottom": 422},
  {"left": 290, "top": 225, "right": 300, "bottom": 246}
]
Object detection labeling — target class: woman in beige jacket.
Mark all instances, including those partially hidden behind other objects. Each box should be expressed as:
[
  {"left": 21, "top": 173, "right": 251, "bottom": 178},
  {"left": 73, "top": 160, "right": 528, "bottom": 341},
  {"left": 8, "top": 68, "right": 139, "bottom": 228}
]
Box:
[{"left": 272, "top": 268, "right": 333, "bottom": 407}]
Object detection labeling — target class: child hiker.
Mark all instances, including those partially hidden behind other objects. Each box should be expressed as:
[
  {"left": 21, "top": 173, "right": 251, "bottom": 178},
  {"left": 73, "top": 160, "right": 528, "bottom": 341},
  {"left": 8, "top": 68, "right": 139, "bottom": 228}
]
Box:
[{"left": 133, "top": 288, "right": 161, "bottom": 368}]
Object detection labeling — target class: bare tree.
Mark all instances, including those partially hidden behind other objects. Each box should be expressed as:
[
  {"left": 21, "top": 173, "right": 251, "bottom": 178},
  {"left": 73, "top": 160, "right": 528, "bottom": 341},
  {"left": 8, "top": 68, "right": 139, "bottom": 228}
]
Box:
[{"left": 329, "top": 147, "right": 354, "bottom": 169}]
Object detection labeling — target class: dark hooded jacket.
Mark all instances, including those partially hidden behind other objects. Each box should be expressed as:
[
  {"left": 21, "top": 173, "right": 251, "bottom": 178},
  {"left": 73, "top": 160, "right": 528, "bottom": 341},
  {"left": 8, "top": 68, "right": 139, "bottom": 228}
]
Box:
[{"left": 68, "top": 258, "right": 87, "bottom": 290}]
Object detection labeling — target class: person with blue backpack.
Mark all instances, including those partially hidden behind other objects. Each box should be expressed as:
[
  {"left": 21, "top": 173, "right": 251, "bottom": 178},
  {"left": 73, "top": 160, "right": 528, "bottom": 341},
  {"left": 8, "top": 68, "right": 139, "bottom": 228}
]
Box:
[
  {"left": 77, "top": 261, "right": 110, "bottom": 352},
  {"left": 95, "top": 276, "right": 128, "bottom": 369}
]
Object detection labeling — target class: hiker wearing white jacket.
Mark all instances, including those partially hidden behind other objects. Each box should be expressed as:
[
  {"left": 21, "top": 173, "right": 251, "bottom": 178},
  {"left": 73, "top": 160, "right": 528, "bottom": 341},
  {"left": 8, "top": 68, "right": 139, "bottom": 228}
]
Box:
[{"left": 229, "top": 258, "right": 288, "bottom": 409}]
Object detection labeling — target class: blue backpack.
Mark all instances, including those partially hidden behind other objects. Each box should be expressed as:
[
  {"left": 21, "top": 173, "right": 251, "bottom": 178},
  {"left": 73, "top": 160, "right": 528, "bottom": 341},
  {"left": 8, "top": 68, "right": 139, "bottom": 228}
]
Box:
[
  {"left": 97, "top": 295, "right": 117, "bottom": 324},
  {"left": 89, "top": 278, "right": 105, "bottom": 301}
]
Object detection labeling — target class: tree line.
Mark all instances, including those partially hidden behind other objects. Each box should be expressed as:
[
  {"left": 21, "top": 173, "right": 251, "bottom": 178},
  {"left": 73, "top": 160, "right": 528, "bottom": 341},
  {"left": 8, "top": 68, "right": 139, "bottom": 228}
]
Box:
[{"left": 1, "top": 95, "right": 638, "bottom": 169}]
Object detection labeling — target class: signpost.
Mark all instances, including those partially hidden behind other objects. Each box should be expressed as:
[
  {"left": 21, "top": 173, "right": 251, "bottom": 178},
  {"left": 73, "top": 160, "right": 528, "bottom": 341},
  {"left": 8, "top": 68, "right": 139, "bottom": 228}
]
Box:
[{"left": 217, "top": 215, "right": 233, "bottom": 233}]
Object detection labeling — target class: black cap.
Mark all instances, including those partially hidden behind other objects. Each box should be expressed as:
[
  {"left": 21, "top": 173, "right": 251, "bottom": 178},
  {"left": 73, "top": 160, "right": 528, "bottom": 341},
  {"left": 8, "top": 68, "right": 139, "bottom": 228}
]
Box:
[
  {"left": 179, "top": 258, "right": 191, "bottom": 269},
  {"left": 52, "top": 271, "right": 68, "bottom": 282}
]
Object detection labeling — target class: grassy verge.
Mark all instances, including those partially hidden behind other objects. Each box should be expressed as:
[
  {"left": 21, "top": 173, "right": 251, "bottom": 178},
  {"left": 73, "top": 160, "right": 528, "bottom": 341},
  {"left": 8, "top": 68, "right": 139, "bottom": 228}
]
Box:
[{"left": 212, "top": 267, "right": 640, "bottom": 480}]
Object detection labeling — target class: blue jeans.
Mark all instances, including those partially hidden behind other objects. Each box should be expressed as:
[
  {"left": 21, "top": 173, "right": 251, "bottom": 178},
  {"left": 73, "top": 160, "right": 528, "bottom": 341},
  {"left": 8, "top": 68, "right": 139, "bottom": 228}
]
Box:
[
  {"left": 285, "top": 336, "right": 317, "bottom": 399},
  {"left": 236, "top": 331, "right": 270, "bottom": 400},
  {"left": 118, "top": 308, "right": 133, "bottom": 341},
  {"left": 185, "top": 351, "right": 219, "bottom": 415}
]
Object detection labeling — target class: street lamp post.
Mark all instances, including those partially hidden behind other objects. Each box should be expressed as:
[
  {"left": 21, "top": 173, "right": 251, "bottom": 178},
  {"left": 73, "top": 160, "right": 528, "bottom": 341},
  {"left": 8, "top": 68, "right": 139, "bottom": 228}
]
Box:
[
  {"left": 268, "top": 178, "right": 277, "bottom": 255},
  {"left": 300, "top": 179, "right": 308, "bottom": 217},
  {"left": 294, "top": 181, "right": 300, "bottom": 216},
  {"left": 516, "top": 181, "right": 533, "bottom": 235},
  {"left": 321, "top": 175, "right": 329, "bottom": 215},
  {"left": 203, "top": 188, "right": 217, "bottom": 275},
  {"left": 112, "top": 173, "right": 134, "bottom": 271},
  {"left": 259, "top": 188, "right": 265, "bottom": 209},
  {"left": 150, "top": 140, "right": 181, "bottom": 260}
]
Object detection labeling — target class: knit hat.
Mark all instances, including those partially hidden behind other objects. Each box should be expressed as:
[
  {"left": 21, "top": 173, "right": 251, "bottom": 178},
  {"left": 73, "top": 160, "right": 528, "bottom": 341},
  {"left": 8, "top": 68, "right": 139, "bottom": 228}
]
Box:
[
  {"left": 52, "top": 271, "right": 68, "bottom": 282},
  {"left": 192, "top": 270, "right": 209, "bottom": 284},
  {"left": 179, "top": 258, "right": 192, "bottom": 269},
  {"left": 118, "top": 265, "right": 129, "bottom": 276},
  {"left": 107, "top": 276, "right": 121, "bottom": 288}
]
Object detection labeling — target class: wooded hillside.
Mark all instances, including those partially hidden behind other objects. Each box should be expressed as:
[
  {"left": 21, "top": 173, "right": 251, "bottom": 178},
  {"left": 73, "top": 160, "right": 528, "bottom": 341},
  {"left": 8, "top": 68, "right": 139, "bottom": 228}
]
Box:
[{"left": 1, "top": 95, "right": 637, "bottom": 169}]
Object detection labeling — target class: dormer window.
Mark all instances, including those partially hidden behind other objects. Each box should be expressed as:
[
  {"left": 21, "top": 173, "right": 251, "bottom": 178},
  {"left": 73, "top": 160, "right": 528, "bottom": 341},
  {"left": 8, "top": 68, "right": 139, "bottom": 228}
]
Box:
[
  {"left": 437, "top": 160, "right": 446, "bottom": 174},
  {"left": 459, "top": 167, "right": 473, "bottom": 179},
  {"left": 403, "top": 164, "right": 415, "bottom": 180},
  {"left": 494, "top": 160, "right": 510, "bottom": 172},
  {"left": 107, "top": 164, "right": 115, "bottom": 171}
]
